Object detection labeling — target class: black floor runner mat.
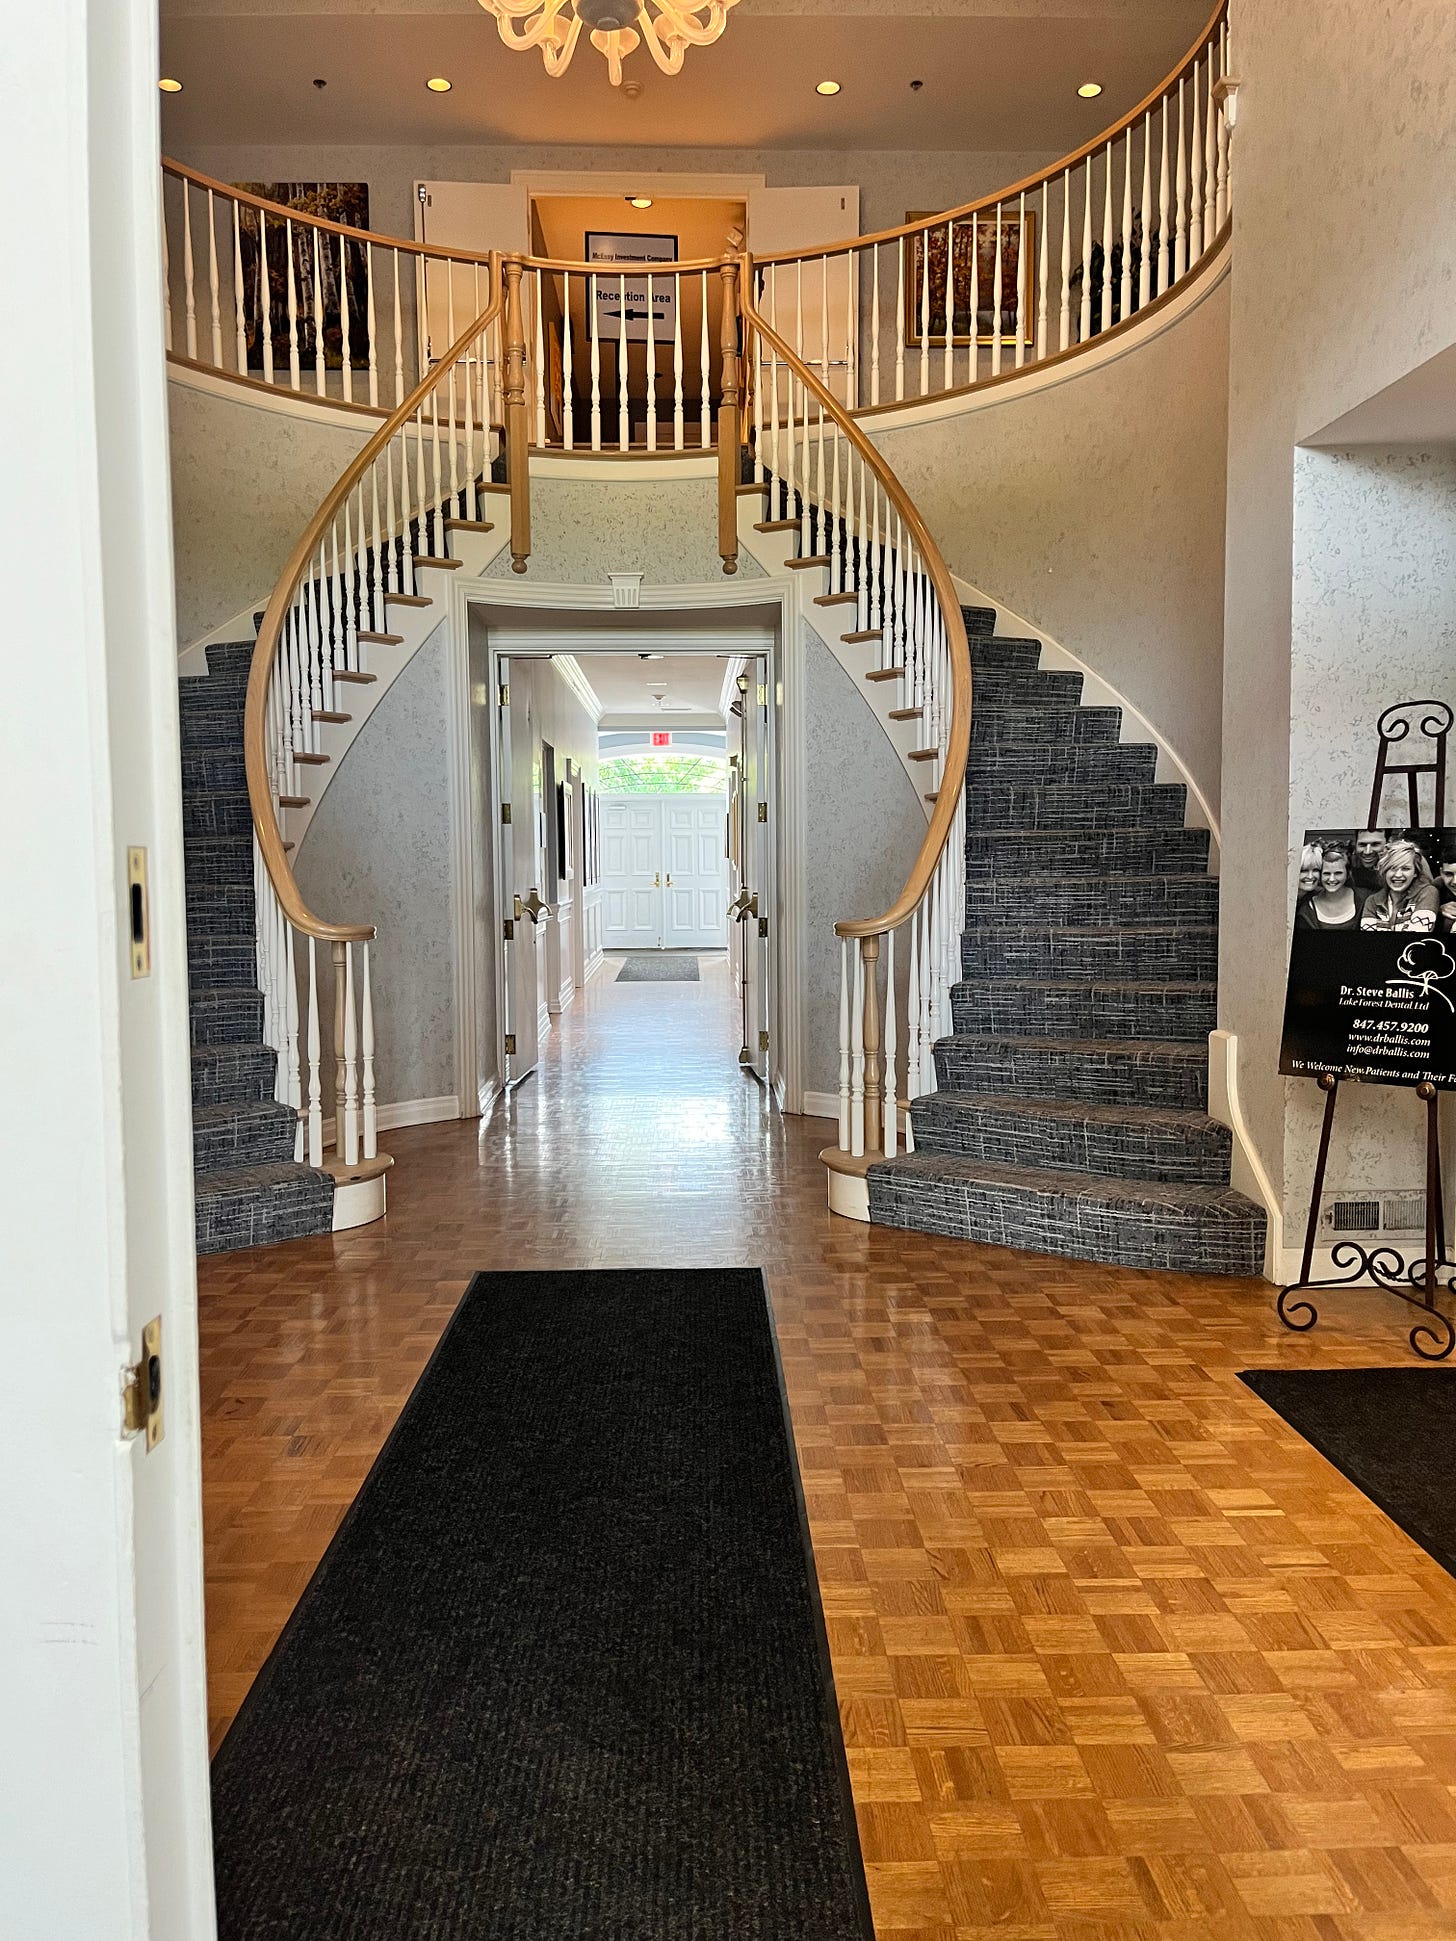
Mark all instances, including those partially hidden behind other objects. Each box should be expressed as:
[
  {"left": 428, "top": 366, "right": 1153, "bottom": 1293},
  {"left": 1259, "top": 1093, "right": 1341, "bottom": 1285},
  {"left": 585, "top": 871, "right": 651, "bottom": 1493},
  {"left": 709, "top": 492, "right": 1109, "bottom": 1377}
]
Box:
[
  {"left": 212, "top": 1268, "right": 872, "bottom": 1940},
  {"left": 1239, "top": 1365, "right": 1456, "bottom": 1578}
]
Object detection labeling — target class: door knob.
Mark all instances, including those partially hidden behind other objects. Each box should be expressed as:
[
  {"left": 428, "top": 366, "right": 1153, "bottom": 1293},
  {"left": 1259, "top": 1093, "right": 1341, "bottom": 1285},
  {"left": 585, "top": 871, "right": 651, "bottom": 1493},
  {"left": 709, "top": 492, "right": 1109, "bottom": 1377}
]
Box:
[{"left": 515, "top": 888, "right": 550, "bottom": 925}]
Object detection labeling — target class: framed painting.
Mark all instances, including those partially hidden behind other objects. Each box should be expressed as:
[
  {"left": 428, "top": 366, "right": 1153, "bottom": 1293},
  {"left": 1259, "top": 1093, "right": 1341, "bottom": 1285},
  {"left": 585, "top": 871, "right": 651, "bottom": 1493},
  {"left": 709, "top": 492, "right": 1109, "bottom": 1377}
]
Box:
[
  {"left": 904, "top": 210, "right": 1036, "bottom": 349},
  {"left": 235, "top": 182, "right": 371, "bottom": 372}
]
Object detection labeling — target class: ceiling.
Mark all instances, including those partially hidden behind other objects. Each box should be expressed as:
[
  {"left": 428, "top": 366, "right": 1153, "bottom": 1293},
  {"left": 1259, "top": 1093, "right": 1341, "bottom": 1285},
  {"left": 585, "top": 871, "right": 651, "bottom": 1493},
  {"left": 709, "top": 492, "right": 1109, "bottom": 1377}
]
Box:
[
  {"left": 574, "top": 652, "right": 732, "bottom": 718},
  {"left": 158, "top": 2, "right": 1209, "bottom": 153}
]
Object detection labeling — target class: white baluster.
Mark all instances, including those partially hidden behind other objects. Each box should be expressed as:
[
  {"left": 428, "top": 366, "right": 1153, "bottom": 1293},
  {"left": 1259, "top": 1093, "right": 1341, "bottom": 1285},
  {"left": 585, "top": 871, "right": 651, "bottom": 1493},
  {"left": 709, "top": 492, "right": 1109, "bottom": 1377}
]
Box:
[
  {"left": 533, "top": 272, "right": 547, "bottom": 446},
  {"left": 837, "top": 936, "right": 852, "bottom": 1150},
  {"left": 820, "top": 254, "right": 831, "bottom": 390},
  {"left": 339, "top": 233, "right": 354, "bottom": 405},
  {"left": 1078, "top": 165, "right": 1092, "bottom": 343},
  {"left": 905, "top": 904, "right": 922, "bottom": 1120},
  {"left": 991, "top": 202, "right": 1005, "bottom": 377},
  {"left": 750, "top": 282, "right": 763, "bottom": 481},
  {"left": 1189, "top": 61, "right": 1204, "bottom": 264},
  {"left": 918, "top": 223, "right": 931, "bottom": 396},
  {"left": 561, "top": 269, "right": 574, "bottom": 451},
  {"left": 590, "top": 272, "right": 603, "bottom": 451},
  {"left": 306, "top": 936, "right": 323, "bottom": 1167},
  {"left": 968, "top": 209, "right": 979, "bottom": 382},
  {"left": 895, "top": 237, "right": 907, "bottom": 401},
  {"left": 161, "top": 193, "right": 173, "bottom": 354},
  {"left": 1058, "top": 167, "right": 1072, "bottom": 351},
  {"left": 645, "top": 272, "right": 658, "bottom": 453},
  {"left": 392, "top": 251, "right": 405, "bottom": 406},
  {"left": 182, "top": 179, "right": 198, "bottom": 359},
  {"left": 1099, "top": 143, "right": 1114, "bottom": 336},
  {"left": 361, "top": 943, "right": 377, "bottom": 1161},
  {"left": 618, "top": 271, "right": 629, "bottom": 449},
  {"left": 943, "top": 219, "right": 956, "bottom": 394},
  {"left": 232, "top": 201, "right": 247, "bottom": 373},
  {"left": 1215, "top": 23, "right": 1231, "bottom": 232},
  {"left": 1119, "top": 130, "right": 1134, "bottom": 325},
  {"left": 365, "top": 245, "right": 379, "bottom": 407},
  {"left": 1204, "top": 42, "right": 1219, "bottom": 244},
  {"left": 1015, "top": 191, "right": 1028, "bottom": 368},
  {"left": 312, "top": 226, "right": 327, "bottom": 394},
  {"left": 1159, "top": 97, "right": 1173, "bottom": 295},
  {"left": 1174, "top": 77, "right": 1189, "bottom": 281},
  {"left": 342, "top": 942, "right": 360, "bottom": 1167},
  {"left": 850, "top": 941, "right": 866, "bottom": 1158},
  {"left": 870, "top": 242, "right": 882, "bottom": 408},
  {"left": 283, "top": 920, "right": 302, "bottom": 1155},
  {"left": 284, "top": 218, "right": 301, "bottom": 388},
  {"left": 671, "top": 272, "right": 684, "bottom": 451},
  {"left": 1139, "top": 112, "right": 1154, "bottom": 311},
  {"left": 258, "top": 208, "right": 274, "bottom": 386},
  {"left": 883, "top": 926, "right": 898, "bottom": 1160},
  {"left": 206, "top": 189, "right": 222, "bottom": 367}
]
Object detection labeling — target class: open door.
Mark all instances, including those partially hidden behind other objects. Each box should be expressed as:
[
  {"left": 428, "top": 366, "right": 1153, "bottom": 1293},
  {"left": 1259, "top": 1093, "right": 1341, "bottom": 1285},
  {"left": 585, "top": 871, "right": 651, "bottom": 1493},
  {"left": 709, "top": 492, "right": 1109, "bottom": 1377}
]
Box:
[
  {"left": 735, "top": 663, "right": 774, "bottom": 1083},
  {"left": 498, "top": 658, "right": 548, "bottom": 1086}
]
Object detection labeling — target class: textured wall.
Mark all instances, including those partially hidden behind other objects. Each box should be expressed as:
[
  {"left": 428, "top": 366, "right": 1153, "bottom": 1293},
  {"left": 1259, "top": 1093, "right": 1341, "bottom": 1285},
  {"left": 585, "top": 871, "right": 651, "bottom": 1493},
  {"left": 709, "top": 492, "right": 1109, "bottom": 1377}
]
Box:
[
  {"left": 171, "top": 141, "right": 1060, "bottom": 250},
  {"left": 168, "top": 377, "right": 369, "bottom": 645},
  {"left": 485, "top": 477, "right": 761, "bottom": 586},
  {"left": 295, "top": 624, "right": 456, "bottom": 1111},
  {"left": 1222, "top": 0, "right": 1456, "bottom": 1210},
  {"left": 874, "top": 276, "right": 1230, "bottom": 816},
  {"left": 1282, "top": 447, "right": 1456, "bottom": 1226},
  {"left": 801, "top": 624, "right": 927, "bottom": 1099}
]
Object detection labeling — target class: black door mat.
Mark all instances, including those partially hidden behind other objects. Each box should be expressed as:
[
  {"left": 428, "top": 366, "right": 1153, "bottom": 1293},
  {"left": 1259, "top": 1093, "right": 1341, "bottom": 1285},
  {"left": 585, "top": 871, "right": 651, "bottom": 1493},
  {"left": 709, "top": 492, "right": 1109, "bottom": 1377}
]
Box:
[
  {"left": 211, "top": 1268, "right": 872, "bottom": 1940},
  {"left": 1239, "top": 1365, "right": 1456, "bottom": 1578}
]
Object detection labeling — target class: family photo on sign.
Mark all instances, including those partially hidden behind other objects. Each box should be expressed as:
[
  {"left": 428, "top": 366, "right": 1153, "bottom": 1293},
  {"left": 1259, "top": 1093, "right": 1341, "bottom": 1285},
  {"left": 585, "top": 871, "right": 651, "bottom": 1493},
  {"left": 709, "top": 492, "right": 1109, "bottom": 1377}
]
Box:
[{"left": 1295, "top": 828, "right": 1456, "bottom": 935}]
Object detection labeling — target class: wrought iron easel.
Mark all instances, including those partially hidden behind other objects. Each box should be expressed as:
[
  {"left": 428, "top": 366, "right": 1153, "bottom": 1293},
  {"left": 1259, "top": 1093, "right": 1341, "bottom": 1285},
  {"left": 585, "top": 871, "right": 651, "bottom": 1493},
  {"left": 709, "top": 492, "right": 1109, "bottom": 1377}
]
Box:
[{"left": 1276, "top": 697, "right": 1455, "bottom": 1359}]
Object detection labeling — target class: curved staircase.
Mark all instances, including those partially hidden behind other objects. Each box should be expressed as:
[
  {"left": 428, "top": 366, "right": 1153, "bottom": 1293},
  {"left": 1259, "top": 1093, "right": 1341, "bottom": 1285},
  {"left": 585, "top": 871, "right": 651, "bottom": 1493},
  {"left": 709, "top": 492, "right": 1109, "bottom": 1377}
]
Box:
[{"left": 865, "top": 625, "right": 1265, "bottom": 1275}]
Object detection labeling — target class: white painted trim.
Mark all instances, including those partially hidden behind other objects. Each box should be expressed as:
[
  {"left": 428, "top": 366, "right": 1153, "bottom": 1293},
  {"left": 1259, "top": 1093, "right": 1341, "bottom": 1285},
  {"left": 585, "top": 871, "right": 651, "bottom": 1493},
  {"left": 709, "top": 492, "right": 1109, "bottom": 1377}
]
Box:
[
  {"left": 1207, "top": 1031, "right": 1281, "bottom": 1283},
  {"left": 511, "top": 166, "right": 764, "bottom": 201},
  {"left": 167, "top": 357, "right": 386, "bottom": 430},
  {"left": 380, "top": 1094, "right": 462, "bottom": 1130},
  {"left": 454, "top": 567, "right": 806, "bottom": 1111},
  {"left": 860, "top": 237, "right": 1230, "bottom": 436},
  {"left": 552, "top": 653, "right": 605, "bottom": 722},
  {"left": 801, "top": 1089, "right": 844, "bottom": 1123},
  {"left": 529, "top": 453, "right": 717, "bottom": 484},
  {"left": 332, "top": 1172, "right": 387, "bottom": 1231},
  {"left": 490, "top": 625, "right": 774, "bottom": 654},
  {"left": 950, "top": 572, "right": 1223, "bottom": 859}
]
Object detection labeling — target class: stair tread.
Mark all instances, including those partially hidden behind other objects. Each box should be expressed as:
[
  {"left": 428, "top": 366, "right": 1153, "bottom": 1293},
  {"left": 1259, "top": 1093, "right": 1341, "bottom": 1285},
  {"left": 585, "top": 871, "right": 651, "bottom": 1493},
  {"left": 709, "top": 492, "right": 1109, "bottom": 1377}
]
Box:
[
  {"left": 940, "top": 1032, "right": 1208, "bottom": 1059},
  {"left": 919, "top": 1091, "right": 1225, "bottom": 1133},
  {"left": 192, "top": 1099, "right": 292, "bottom": 1129},
  {"left": 871, "top": 1151, "right": 1263, "bottom": 1218},
  {"left": 189, "top": 984, "right": 261, "bottom": 1006},
  {"left": 954, "top": 977, "right": 1217, "bottom": 994},
  {"left": 193, "top": 1159, "right": 331, "bottom": 1199}
]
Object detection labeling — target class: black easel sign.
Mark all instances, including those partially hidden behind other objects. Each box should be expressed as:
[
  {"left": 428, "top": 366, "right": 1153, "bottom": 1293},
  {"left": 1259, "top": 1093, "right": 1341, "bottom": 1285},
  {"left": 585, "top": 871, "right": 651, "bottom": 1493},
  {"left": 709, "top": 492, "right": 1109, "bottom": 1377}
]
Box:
[{"left": 1280, "top": 826, "right": 1456, "bottom": 1090}]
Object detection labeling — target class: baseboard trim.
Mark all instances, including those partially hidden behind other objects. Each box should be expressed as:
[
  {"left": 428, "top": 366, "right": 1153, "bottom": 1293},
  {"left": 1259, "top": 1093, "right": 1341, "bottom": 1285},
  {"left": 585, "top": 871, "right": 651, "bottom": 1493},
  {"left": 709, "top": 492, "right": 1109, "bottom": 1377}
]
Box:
[
  {"left": 321, "top": 1096, "right": 462, "bottom": 1148},
  {"left": 800, "top": 1089, "right": 842, "bottom": 1124}
]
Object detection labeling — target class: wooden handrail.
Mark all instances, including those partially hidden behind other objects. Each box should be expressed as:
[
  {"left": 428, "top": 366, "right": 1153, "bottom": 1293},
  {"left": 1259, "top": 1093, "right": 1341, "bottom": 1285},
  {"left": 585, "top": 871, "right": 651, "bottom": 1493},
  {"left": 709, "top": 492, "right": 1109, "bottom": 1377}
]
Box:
[
  {"left": 752, "top": 0, "right": 1230, "bottom": 266},
  {"left": 740, "top": 270, "right": 972, "bottom": 942},
  {"left": 161, "top": 157, "right": 496, "bottom": 265},
  {"left": 245, "top": 262, "right": 504, "bottom": 943}
]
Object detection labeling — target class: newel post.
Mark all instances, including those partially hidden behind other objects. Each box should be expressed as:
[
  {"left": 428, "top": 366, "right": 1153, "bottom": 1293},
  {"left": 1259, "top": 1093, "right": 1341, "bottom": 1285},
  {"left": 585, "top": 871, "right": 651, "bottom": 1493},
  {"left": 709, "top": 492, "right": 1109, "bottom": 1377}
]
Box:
[
  {"left": 503, "top": 255, "right": 531, "bottom": 575},
  {"left": 717, "top": 256, "right": 741, "bottom": 577}
]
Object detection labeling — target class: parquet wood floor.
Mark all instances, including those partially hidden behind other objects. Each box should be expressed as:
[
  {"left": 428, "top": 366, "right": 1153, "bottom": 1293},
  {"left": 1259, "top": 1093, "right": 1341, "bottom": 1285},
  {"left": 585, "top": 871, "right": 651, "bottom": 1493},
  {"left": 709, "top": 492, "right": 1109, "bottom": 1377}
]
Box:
[{"left": 198, "top": 958, "right": 1456, "bottom": 1938}]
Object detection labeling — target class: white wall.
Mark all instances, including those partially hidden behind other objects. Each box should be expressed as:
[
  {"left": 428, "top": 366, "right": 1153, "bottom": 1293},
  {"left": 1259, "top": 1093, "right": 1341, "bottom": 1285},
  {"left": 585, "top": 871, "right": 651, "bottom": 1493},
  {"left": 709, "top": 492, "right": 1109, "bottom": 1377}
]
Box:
[
  {"left": 874, "top": 273, "right": 1230, "bottom": 816},
  {"left": 168, "top": 377, "right": 371, "bottom": 645},
  {"left": 487, "top": 475, "right": 761, "bottom": 588},
  {"left": 1221, "top": 0, "right": 1456, "bottom": 1213}
]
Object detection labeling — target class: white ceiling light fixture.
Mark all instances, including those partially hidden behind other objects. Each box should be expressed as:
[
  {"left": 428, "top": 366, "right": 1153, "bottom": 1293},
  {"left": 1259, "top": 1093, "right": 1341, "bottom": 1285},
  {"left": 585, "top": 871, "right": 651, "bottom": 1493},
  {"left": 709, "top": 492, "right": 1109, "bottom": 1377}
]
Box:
[
  {"left": 478, "top": 0, "right": 740, "bottom": 89},
  {"left": 1077, "top": 80, "right": 1103, "bottom": 98},
  {"left": 815, "top": 80, "right": 841, "bottom": 96}
]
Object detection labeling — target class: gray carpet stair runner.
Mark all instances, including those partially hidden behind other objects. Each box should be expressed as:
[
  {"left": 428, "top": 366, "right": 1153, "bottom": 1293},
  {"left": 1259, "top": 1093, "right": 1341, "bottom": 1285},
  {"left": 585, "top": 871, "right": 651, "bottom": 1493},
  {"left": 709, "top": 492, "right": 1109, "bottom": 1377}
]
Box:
[
  {"left": 181, "top": 635, "right": 334, "bottom": 1254},
  {"left": 866, "top": 609, "right": 1266, "bottom": 1275}
]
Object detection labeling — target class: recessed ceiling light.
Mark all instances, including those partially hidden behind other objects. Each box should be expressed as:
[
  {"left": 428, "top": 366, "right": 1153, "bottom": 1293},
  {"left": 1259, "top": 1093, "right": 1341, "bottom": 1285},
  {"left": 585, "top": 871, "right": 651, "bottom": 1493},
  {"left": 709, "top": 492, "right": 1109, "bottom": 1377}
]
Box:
[
  {"left": 1077, "top": 81, "right": 1103, "bottom": 98},
  {"left": 425, "top": 76, "right": 453, "bottom": 92},
  {"left": 627, "top": 195, "right": 654, "bottom": 209},
  {"left": 816, "top": 80, "right": 841, "bottom": 96},
  {"left": 158, "top": 77, "right": 183, "bottom": 93}
]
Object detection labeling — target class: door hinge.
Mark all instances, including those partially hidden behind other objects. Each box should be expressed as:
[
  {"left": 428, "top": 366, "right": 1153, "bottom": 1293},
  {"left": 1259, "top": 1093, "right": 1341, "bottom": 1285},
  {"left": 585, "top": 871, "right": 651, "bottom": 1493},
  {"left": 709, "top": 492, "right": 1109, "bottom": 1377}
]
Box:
[
  {"left": 501, "top": 802, "right": 512, "bottom": 824},
  {"left": 757, "top": 682, "right": 768, "bottom": 707},
  {"left": 504, "top": 1033, "right": 517, "bottom": 1056},
  {"left": 757, "top": 801, "right": 768, "bottom": 823},
  {"left": 126, "top": 846, "right": 151, "bottom": 979},
  {"left": 503, "top": 918, "right": 515, "bottom": 941},
  {"left": 759, "top": 1029, "right": 770, "bottom": 1053},
  {"left": 758, "top": 915, "right": 769, "bottom": 938},
  {"left": 121, "top": 1316, "right": 164, "bottom": 1450},
  {"left": 499, "top": 682, "right": 509, "bottom": 706}
]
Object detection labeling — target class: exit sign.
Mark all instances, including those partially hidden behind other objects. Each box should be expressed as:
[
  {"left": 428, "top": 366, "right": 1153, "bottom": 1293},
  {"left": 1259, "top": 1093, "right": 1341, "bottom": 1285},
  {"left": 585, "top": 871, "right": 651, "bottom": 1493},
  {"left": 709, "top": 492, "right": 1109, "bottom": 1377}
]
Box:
[{"left": 651, "top": 731, "right": 671, "bottom": 747}]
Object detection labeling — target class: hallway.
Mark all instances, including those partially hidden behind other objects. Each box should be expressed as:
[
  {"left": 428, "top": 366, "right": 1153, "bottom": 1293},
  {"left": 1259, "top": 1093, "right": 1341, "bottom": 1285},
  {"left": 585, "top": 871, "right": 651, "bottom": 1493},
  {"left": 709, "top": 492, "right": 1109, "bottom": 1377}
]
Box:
[{"left": 198, "top": 967, "right": 1456, "bottom": 1938}]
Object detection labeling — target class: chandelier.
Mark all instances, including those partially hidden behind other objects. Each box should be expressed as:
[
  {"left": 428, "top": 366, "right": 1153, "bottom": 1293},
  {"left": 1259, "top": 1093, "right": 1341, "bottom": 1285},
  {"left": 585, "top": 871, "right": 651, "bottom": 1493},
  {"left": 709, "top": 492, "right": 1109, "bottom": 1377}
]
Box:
[{"left": 479, "top": 0, "right": 740, "bottom": 88}]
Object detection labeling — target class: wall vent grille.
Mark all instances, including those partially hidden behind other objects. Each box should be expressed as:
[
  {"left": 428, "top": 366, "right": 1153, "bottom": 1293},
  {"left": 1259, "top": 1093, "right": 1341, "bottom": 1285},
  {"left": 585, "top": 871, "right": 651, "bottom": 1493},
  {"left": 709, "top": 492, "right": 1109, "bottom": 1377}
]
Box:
[{"left": 1321, "top": 1191, "right": 1426, "bottom": 1237}]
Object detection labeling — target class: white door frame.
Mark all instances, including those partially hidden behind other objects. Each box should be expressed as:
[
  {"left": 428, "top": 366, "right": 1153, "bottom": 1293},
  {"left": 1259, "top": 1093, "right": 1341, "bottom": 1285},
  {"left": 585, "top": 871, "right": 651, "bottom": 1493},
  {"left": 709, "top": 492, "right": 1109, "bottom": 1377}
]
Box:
[
  {"left": 444, "top": 573, "right": 807, "bottom": 1114},
  {"left": 4, "top": 0, "right": 215, "bottom": 1931}
]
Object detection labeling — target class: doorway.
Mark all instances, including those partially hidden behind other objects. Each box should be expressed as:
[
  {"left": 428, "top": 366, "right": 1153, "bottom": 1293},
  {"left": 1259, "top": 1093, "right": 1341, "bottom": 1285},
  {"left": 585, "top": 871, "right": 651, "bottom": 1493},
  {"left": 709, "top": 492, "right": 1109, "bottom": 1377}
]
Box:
[{"left": 600, "top": 794, "right": 729, "bottom": 952}]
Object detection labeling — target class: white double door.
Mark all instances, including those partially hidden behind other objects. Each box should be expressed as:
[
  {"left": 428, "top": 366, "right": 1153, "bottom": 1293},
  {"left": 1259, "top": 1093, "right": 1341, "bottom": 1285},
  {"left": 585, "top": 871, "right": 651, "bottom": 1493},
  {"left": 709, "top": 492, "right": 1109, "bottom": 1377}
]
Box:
[{"left": 602, "top": 795, "right": 727, "bottom": 951}]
